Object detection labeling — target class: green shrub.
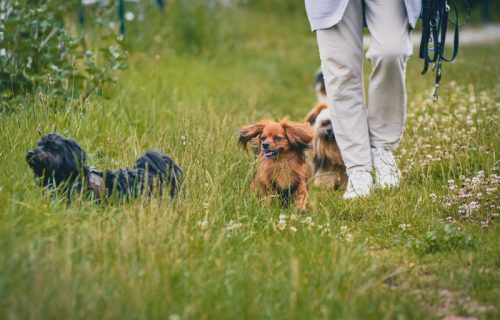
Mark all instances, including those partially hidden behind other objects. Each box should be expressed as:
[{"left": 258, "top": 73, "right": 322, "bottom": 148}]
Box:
[{"left": 0, "top": 1, "right": 126, "bottom": 103}]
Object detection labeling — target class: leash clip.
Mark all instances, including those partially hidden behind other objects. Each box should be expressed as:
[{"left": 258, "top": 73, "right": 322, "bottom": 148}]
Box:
[
  {"left": 432, "top": 83, "right": 440, "bottom": 102},
  {"left": 432, "top": 58, "right": 443, "bottom": 102}
]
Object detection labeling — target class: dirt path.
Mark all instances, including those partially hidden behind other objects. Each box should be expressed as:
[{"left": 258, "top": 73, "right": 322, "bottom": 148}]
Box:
[{"left": 364, "top": 23, "right": 500, "bottom": 48}]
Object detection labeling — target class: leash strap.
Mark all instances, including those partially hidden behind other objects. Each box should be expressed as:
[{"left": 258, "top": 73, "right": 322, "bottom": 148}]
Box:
[{"left": 419, "top": 0, "right": 469, "bottom": 101}]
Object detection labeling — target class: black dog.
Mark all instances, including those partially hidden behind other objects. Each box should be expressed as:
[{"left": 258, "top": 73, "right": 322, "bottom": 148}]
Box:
[{"left": 26, "top": 134, "right": 183, "bottom": 199}]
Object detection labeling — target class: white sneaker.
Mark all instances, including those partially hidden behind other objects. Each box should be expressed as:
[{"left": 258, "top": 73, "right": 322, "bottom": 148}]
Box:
[
  {"left": 371, "top": 147, "right": 402, "bottom": 189},
  {"left": 343, "top": 170, "right": 374, "bottom": 200}
]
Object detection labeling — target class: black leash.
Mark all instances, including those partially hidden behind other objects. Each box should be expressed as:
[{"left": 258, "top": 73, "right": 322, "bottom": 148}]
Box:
[{"left": 419, "top": 0, "right": 470, "bottom": 101}]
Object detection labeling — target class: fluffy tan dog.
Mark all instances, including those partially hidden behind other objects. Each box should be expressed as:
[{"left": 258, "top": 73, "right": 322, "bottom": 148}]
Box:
[
  {"left": 305, "top": 102, "right": 347, "bottom": 190},
  {"left": 239, "top": 119, "right": 313, "bottom": 210}
]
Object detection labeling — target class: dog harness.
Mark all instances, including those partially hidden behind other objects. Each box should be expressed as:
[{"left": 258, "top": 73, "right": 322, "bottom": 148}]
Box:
[{"left": 87, "top": 168, "right": 104, "bottom": 199}]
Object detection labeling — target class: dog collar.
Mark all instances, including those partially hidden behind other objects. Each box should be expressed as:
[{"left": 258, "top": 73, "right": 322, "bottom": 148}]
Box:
[{"left": 88, "top": 168, "right": 104, "bottom": 199}]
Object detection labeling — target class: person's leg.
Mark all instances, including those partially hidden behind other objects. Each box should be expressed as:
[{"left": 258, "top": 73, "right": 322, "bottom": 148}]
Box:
[
  {"left": 316, "top": 0, "right": 370, "bottom": 175},
  {"left": 364, "top": 0, "right": 412, "bottom": 188},
  {"left": 316, "top": 0, "right": 373, "bottom": 199},
  {"left": 365, "top": 0, "right": 412, "bottom": 149}
]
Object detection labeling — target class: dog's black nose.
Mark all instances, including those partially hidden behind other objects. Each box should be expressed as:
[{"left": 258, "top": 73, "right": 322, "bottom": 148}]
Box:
[
  {"left": 26, "top": 150, "right": 35, "bottom": 162},
  {"left": 327, "top": 128, "right": 333, "bottom": 135},
  {"left": 262, "top": 143, "right": 269, "bottom": 150}
]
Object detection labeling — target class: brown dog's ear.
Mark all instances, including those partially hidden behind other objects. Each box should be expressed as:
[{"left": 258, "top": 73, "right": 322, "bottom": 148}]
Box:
[
  {"left": 238, "top": 121, "right": 269, "bottom": 150},
  {"left": 281, "top": 119, "right": 313, "bottom": 152},
  {"left": 304, "top": 102, "right": 328, "bottom": 125}
]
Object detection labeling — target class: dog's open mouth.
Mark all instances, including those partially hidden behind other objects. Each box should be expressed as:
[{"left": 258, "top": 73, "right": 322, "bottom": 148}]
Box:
[
  {"left": 263, "top": 148, "right": 283, "bottom": 159},
  {"left": 323, "top": 132, "right": 336, "bottom": 141}
]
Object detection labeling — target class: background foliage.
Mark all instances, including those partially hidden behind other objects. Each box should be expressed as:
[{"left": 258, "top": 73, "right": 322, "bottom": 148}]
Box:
[{"left": 0, "top": 0, "right": 126, "bottom": 104}]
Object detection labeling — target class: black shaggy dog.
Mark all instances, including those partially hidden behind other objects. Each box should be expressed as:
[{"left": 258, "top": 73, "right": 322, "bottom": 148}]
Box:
[{"left": 26, "top": 134, "right": 183, "bottom": 200}]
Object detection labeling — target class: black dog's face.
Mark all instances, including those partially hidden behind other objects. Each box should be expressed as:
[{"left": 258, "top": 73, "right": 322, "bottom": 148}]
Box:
[{"left": 26, "top": 134, "right": 87, "bottom": 187}]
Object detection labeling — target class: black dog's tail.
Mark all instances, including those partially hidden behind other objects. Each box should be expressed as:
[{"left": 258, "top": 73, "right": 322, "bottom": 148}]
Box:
[{"left": 135, "top": 150, "right": 183, "bottom": 198}]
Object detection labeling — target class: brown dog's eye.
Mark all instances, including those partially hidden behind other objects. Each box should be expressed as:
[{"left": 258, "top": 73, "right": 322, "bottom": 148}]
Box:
[
  {"left": 274, "top": 136, "right": 283, "bottom": 141},
  {"left": 261, "top": 136, "right": 267, "bottom": 141}
]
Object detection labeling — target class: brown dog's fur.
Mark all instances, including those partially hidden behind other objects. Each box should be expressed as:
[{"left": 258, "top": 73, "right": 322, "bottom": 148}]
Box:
[
  {"left": 305, "top": 102, "right": 347, "bottom": 190},
  {"left": 239, "top": 119, "right": 313, "bottom": 210}
]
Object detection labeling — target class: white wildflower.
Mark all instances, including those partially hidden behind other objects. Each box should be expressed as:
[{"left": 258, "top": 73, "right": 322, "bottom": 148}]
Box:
[
  {"left": 399, "top": 223, "right": 411, "bottom": 230},
  {"left": 458, "top": 201, "right": 480, "bottom": 217},
  {"left": 485, "top": 187, "right": 497, "bottom": 195},
  {"left": 481, "top": 220, "right": 490, "bottom": 228},
  {"left": 197, "top": 220, "right": 208, "bottom": 231},
  {"left": 302, "top": 216, "right": 314, "bottom": 227},
  {"left": 277, "top": 219, "right": 287, "bottom": 231},
  {"left": 226, "top": 220, "right": 242, "bottom": 231}
]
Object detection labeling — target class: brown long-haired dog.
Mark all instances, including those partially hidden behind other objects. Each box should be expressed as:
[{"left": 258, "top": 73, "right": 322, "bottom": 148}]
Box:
[
  {"left": 239, "top": 119, "right": 313, "bottom": 210},
  {"left": 305, "top": 102, "right": 348, "bottom": 190}
]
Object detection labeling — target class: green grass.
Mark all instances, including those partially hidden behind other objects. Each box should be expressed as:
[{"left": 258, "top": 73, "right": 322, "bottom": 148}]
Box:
[{"left": 1, "top": 3, "right": 499, "bottom": 319}]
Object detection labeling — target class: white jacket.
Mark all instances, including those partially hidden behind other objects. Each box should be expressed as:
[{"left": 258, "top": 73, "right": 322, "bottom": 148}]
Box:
[{"left": 305, "top": 0, "right": 422, "bottom": 31}]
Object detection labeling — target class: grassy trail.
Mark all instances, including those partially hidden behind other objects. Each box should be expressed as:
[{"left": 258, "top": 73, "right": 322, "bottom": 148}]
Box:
[{"left": 0, "top": 4, "right": 499, "bottom": 319}]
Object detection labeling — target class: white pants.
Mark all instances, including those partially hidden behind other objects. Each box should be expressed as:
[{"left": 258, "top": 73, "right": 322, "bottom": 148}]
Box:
[{"left": 316, "top": 0, "right": 413, "bottom": 175}]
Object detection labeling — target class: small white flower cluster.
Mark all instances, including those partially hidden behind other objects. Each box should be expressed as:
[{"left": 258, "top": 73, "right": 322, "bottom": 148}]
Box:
[
  {"left": 398, "top": 84, "right": 498, "bottom": 175},
  {"left": 301, "top": 216, "right": 331, "bottom": 235},
  {"left": 301, "top": 216, "right": 314, "bottom": 229},
  {"left": 272, "top": 214, "right": 331, "bottom": 235},
  {"left": 431, "top": 170, "right": 499, "bottom": 228},
  {"left": 226, "top": 220, "right": 242, "bottom": 232},
  {"left": 274, "top": 213, "right": 298, "bottom": 232},
  {"left": 458, "top": 201, "right": 481, "bottom": 217},
  {"left": 317, "top": 223, "right": 331, "bottom": 236},
  {"left": 180, "top": 135, "right": 187, "bottom": 146},
  {"left": 197, "top": 220, "right": 209, "bottom": 231},
  {"left": 339, "top": 225, "right": 353, "bottom": 242},
  {"left": 399, "top": 223, "right": 412, "bottom": 231},
  {"left": 277, "top": 214, "right": 287, "bottom": 231}
]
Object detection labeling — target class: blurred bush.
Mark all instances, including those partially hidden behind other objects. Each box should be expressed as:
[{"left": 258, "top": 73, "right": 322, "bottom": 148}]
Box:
[
  {"left": 0, "top": 1, "right": 126, "bottom": 104},
  {"left": 78, "top": 0, "right": 227, "bottom": 56},
  {"left": 245, "top": 0, "right": 302, "bottom": 14},
  {"left": 167, "top": 0, "right": 221, "bottom": 55},
  {"left": 468, "top": 0, "right": 500, "bottom": 24}
]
